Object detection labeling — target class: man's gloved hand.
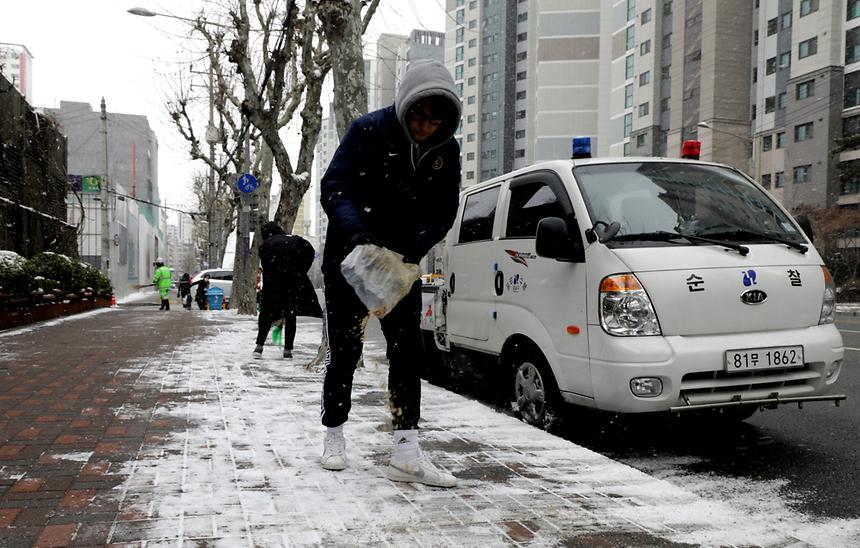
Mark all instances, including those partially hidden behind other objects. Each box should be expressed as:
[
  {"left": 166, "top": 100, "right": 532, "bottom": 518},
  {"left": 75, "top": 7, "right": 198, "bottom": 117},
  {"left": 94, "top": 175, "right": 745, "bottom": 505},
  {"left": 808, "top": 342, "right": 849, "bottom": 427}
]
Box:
[{"left": 349, "top": 231, "right": 377, "bottom": 249}]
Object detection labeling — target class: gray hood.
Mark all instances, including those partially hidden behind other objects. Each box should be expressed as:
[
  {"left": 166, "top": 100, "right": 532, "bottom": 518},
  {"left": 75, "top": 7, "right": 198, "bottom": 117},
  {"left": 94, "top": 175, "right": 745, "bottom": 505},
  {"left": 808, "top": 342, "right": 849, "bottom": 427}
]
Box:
[{"left": 394, "top": 59, "right": 462, "bottom": 148}]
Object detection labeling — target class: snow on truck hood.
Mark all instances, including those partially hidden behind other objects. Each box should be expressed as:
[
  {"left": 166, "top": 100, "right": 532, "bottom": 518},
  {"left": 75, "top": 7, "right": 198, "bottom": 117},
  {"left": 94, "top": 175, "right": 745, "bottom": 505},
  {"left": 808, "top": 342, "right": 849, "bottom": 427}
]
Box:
[{"left": 610, "top": 244, "right": 826, "bottom": 336}]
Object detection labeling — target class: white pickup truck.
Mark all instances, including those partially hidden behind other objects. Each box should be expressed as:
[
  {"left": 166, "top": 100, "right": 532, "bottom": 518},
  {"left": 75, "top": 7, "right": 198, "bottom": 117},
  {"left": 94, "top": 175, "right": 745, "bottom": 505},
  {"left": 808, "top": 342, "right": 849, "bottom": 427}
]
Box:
[{"left": 420, "top": 155, "right": 846, "bottom": 430}]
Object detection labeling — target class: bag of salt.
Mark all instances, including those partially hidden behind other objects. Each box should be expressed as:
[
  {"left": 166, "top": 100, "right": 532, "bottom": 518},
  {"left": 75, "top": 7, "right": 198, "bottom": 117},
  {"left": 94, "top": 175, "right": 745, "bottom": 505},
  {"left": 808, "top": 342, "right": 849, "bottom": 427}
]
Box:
[{"left": 340, "top": 244, "right": 421, "bottom": 318}]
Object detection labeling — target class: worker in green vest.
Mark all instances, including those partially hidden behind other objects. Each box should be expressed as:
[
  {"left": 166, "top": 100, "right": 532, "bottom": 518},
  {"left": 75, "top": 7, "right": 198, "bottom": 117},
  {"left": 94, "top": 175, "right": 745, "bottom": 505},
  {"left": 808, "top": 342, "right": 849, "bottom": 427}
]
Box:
[{"left": 152, "top": 257, "right": 173, "bottom": 311}]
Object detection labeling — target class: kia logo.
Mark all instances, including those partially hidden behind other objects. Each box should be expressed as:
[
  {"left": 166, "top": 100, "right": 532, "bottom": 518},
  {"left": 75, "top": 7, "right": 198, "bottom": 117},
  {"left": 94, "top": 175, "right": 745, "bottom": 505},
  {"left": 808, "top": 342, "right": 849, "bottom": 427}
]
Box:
[{"left": 740, "top": 289, "right": 768, "bottom": 305}]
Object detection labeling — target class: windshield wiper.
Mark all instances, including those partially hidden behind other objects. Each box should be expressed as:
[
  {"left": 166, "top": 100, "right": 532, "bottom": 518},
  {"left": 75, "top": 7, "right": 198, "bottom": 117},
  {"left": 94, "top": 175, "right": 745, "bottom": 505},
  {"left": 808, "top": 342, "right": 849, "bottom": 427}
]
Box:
[
  {"left": 611, "top": 231, "right": 750, "bottom": 256},
  {"left": 699, "top": 229, "right": 808, "bottom": 254}
]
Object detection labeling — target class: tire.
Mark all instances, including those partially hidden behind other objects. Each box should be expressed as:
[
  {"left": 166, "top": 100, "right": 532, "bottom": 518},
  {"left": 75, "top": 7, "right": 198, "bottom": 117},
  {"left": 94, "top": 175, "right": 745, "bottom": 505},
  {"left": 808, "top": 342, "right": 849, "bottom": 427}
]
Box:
[{"left": 512, "top": 353, "right": 565, "bottom": 432}]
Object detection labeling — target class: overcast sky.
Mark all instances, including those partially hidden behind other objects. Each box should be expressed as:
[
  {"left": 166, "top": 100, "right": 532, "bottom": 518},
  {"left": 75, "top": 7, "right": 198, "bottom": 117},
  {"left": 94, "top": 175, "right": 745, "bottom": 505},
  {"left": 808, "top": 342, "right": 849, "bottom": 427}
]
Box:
[{"left": 0, "top": 0, "right": 445, "bottom": 208}]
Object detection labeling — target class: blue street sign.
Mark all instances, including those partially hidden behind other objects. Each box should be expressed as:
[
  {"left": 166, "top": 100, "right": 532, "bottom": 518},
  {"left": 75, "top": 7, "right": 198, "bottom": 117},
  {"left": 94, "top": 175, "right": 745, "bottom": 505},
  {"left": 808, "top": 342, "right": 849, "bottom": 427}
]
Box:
[{"left": 237, "top": 173, "right": 258, "bottom": 193}]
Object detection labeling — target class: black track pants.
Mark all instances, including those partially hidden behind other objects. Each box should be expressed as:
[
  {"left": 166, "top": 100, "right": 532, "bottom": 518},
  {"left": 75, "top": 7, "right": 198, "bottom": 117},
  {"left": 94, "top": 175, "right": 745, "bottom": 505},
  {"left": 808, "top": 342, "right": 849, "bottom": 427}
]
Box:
[
  {"left": 320, "top": 269, "right": 422, "bottom": 430},
  {"left": 256, "top": 302, "right": 297, "bottom": 349}
]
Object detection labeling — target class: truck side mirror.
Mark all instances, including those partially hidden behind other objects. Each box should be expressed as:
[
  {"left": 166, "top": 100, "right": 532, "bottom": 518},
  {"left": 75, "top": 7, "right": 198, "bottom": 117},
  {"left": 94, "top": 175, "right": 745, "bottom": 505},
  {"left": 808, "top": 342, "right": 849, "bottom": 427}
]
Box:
[
  {"left": 795, "top": 215, "right": 814, "bottom": 243},
  {"left": 536, "top": 217, "right": 585, "bottom": 263}
]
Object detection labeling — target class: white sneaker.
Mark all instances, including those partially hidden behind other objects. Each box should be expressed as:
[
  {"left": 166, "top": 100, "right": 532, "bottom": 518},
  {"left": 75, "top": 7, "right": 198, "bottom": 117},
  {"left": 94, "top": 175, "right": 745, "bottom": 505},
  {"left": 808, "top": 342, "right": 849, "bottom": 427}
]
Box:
[
  {"left": 321, "top": 430, "right": 346, "bottom": 471},
  {"left": 252, "top": 345, "right": 263, "bottom": 359},
  {"left": 387, "top": 451, "right": 457, "bottom": 488}
]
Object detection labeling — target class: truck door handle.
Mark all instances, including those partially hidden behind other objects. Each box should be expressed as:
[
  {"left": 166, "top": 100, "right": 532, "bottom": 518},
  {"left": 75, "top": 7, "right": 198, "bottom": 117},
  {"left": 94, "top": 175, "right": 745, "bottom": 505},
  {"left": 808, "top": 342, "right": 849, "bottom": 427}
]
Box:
[
  {"left": 494, "top": 271, "right": 504, "bottom": 296},
  {"left": 449, "top": 273, "right": 455, "bottom": 294}
]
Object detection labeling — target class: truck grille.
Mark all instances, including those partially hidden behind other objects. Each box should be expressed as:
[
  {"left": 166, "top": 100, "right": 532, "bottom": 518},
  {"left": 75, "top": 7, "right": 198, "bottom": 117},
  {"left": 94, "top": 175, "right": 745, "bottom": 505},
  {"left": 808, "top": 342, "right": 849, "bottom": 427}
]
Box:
[{"left": 679, "top": 365, "right": 821, "bottom": 405}]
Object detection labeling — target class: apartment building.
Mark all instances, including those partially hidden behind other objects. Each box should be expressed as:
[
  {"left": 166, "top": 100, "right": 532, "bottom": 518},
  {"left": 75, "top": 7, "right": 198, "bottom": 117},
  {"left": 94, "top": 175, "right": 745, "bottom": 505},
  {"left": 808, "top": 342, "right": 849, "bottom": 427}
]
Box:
[
  {"left": 447, "top": 0, "right": 603, "bottom": 187},
  {"left": 0, "top": 43, "right": 34, "bottom": 103}
]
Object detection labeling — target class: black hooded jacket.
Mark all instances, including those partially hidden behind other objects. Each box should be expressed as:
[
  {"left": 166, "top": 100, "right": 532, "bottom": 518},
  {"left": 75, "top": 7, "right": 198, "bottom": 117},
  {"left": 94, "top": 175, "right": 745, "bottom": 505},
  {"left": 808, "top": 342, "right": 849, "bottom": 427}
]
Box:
[
  {"left": 320, "top": 59, "right": 462, "bottom": 271},
  {"left": 258, "top": 222, "right": 322, "bottom": 318}
]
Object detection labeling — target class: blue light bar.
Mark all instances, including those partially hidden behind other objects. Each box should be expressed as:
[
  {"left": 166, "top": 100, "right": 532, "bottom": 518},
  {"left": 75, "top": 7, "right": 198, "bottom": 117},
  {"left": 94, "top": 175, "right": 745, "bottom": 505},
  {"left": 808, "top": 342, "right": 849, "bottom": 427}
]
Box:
[{"left": 571, "top": 137, "right": 592, "bottom": 159}]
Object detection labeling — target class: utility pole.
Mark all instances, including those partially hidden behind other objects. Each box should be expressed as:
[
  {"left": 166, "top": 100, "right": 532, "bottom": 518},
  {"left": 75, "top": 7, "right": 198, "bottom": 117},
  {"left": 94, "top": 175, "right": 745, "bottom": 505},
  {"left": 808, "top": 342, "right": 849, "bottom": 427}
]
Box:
[{"left": 100, "top": 97, "right": 110, "bottom": 277}]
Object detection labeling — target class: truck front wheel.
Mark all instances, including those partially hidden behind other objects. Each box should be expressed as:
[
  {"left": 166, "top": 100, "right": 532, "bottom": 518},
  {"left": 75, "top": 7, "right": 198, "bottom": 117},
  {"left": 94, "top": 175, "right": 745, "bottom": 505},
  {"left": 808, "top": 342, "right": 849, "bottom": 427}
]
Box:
[{"left": 512, "top": 355, "right": 564, "bottom": 432}]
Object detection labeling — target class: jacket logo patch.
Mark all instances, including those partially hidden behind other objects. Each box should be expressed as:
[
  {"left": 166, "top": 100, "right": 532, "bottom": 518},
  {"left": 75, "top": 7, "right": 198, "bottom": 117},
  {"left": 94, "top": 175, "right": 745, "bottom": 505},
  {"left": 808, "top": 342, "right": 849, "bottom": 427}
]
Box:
[{"left": 431, "top": 156, "right": 444, "bottom": 170}]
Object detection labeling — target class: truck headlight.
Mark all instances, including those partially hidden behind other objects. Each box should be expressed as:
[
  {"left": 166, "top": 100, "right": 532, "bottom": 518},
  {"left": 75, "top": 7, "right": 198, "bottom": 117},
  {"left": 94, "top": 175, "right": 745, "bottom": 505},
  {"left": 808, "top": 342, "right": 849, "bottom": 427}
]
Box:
[
  {"left": 600, "top": 273, "right": 661, "bottom": 336},
  {"left": 819, "top": 266, "right": 836, "bottom": 325}
]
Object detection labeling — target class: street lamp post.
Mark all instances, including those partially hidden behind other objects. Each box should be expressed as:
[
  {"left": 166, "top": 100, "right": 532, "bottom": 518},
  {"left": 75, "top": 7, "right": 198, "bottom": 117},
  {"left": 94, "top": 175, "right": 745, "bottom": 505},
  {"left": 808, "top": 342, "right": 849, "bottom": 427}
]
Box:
[{"left": 129, "top": 7, "right": 223, "bottom": 269}]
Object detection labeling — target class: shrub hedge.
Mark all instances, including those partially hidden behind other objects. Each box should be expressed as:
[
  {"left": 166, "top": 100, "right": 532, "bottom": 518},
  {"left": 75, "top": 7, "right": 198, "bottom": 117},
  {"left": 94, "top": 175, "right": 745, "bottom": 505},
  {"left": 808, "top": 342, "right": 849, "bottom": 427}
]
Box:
[{"left": 0, "top": 251, "right": 112, "bottom": 303}]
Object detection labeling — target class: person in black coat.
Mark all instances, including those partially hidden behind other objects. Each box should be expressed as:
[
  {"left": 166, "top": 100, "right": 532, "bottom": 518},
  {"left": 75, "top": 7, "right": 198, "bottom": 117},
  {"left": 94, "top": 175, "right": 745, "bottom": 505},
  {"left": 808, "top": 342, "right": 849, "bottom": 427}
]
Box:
[
  {"left": 253, "top": 221, "right": 322, "bottom": 360},
  {"left": 190, "top": 274, "right": 210, "bottom": 310},
  {"left": 177, "top": 273, "right": 193, "bottom": 310},
  {"left": 318, "top": 59, "right": 461, "bottom": 487}
]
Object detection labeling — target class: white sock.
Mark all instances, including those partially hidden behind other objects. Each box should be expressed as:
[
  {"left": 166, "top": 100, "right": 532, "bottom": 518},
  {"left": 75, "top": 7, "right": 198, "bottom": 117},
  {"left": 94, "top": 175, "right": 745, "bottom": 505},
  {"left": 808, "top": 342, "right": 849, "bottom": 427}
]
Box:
[{"left": 392, "top": 429, "right": 419, "bottom": 463}]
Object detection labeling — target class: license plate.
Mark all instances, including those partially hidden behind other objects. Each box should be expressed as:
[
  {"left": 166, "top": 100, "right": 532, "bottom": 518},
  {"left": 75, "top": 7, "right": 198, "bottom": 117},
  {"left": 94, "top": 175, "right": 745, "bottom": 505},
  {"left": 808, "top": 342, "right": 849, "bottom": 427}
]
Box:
[{"left": 725, "top": 345, "right": 804, "bottom": 373}]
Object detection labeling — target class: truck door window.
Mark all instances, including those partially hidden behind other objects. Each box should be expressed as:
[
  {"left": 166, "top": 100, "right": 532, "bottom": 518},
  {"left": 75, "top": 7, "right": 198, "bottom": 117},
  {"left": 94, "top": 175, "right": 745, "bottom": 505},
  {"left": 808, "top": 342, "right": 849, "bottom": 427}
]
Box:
[
  {"left": 458, "top": 186, "right": 501, "bottom": 244},
  {"left": 505, "top": 182, "right": 565, "bottom": 238}
]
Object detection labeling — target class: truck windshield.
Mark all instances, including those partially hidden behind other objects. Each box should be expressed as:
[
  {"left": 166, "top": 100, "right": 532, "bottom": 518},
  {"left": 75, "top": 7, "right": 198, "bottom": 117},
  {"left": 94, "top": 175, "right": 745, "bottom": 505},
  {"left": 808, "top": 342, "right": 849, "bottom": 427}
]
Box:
[{"left": 573, "top": 162, "right": 806, "bottom": 245}]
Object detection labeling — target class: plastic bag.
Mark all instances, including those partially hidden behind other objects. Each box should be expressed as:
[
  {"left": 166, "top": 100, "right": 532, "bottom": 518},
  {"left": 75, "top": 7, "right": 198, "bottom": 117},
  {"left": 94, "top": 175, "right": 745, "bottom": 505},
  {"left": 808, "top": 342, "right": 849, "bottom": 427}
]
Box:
[{"left": 340, "top": 244, "right": 421, "bottom": 318}]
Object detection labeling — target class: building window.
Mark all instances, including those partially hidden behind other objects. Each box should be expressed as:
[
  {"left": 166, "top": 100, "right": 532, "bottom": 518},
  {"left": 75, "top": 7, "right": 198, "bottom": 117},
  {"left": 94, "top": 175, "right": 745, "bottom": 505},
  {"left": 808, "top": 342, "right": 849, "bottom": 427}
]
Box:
[
  {"left": 765, "top": 96, "right": 775, "bottom": 113},
  {"left": 846, "top": 71, "right": 860, "bottom": 109},
  {"left": 847, "top": 27, "right": 860, "bottom": 64},
  {"left": 638, "top": 102, "right": 649, "bottom": 117},
  {"left": 776, "top": 132, "right": 786, "bottom": 148},
  {"left": 800, "top": 0, "right": 818, "bottom": 17},
  {"left": 455, "top": 65, "right": 464, "bottom": 80},
  {"left": 467, "top": 114, "right": 475, "bottom": 123},
  {"left": 455, "top": 83, "right": 463, "bottom": 97},
  {"left": 752, "top": 104, "right": 757, "bottom": 120},
  {"left": 456, "top": 28, "right": 464, "bottom": 42},
  {"left": 781, "top": 12, "right": 792, "bottom": 29},
  {"left": 753, "top": 67, "right": 758, "bottom": 83},
  {"left": 517, "top": 12, "right": 527, "bottom": 23},
  {"left": 778, "top": 92, "right": 787, "bottom": 109},
  {"left": 467, "top": 76, "right": 476, "bottom": 85},
  {"left": 466, "top": 133, "right": 475, "bottom": 142},
  {"left": 623, "top": 113, "right": 633, "bottom": 137},
  {"left": 456, "top": 9, "right": 465, "bottom": 24},
  {"left": 762, "top": 135, "right": 773, "bottom": 151},
  {"left": 779, "top": 51, "right": 791, "bottom": 68},
  {"left": 516, "top": 90, "right": 527, "bottom": 100},
  {"left": 468, "top": 38, "right": 477, "bottom": 48},
  {"left": 466, "top": 152, "right": 475, "bottom": 160},
  {"left": 641, "top": 40, "right": 651, "bottom": 55},
  {"left": 794, "top": 122, "right": 813, "bottom": 141},
  {"left": 799, "top": 36, "right": 818, "bottom": 59},
  {"left": 517, "top": 32, "right": 527, "bottom": 42},
  {"left": 850, "top": 0, "right": 860, "bottom": 20},
  {"left": 660, "top": 97, "right": 670, "bottom": 112},
  {"left": 664, "top": 1, "right": 672, "bottom": 14},
  {"left": 753, "top": 29, "right": 759, "bottom": 46},
  {"left": 467, "top": 95, "right": 476, "bottom": 104},
  {"left": 625, "top": 84, "right": 633, "bottom": 108},
  {"left": 639, "top": 71, "right": 651, "bottom": 85},
  {"left": 641, "top": 8, "right": 652, "bottom": 24},
  {"left": 761, "top": 174, "right": 771, "bottom": 188},
  {"left": 775, "top": 171, "right": 785, "bottom": 188},
  {"left": 456, "top": 46, "right": 464, "bottom": 62},
  {"left": 663, "top": 33, "right": 672, "bottom": 48},
  {"left": 796, "top": 79, "right": 815, "bottom": 100},
  {"left": 516, "top": 71, "right": 527, "bottom": 81},
  {"left": 516, "top": 110, "right": 526, "bottom": 119},
  {"left": 623, "top": 142, "right": 632, "bottom": 156},
  {"left": 516, "top": 51, "right": 527, "bottom": 62},
  {"left": 793, "top": 165, "right": 811, "bottom": 183},
  {"left": 627, "top": 0, "right": 636, "bottom": 21},
  {"left": 514, "top": 149, "right": 525, "bottom": 158},
  {"left": 636, "top": 133, "right": 647, "bottom": 147},
  {"left": 767, "top": 18, "right": 777, "bottom": 36},
  {"left": 626, "top": 26, "right": 636, "bottom": 50},
  {"left": 466, "top": 171, "right": 475, "bottom": 180},
  {"left": 626, "top": 54, "right": 635, "bottom": 79},
  {"left": 468, "top": 57, "right": 477, "bottom": 67},
  {"left": 766, "top": 57, "right": 777, "bottom": 74},
  {"left": 469, "top": 19, "right": 477, "bottom": 29},
  {"left": 515, "top": 129, "right": 526, "bottom": 139}
]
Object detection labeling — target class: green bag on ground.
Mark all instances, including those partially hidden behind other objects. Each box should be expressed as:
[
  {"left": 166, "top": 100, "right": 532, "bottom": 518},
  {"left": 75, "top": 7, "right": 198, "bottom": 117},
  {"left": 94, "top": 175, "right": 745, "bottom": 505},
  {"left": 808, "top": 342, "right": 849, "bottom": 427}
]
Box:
[{"left": 272, "top": 324, "right": 283, "bottom": 346}]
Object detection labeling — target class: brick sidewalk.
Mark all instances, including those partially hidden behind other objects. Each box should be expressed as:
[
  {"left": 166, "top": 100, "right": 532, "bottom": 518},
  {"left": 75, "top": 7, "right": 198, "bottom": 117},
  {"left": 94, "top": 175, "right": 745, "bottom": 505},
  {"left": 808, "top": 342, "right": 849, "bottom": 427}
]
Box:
[{"left": 0, "top": 302, "right": 200, "bottom": 547}]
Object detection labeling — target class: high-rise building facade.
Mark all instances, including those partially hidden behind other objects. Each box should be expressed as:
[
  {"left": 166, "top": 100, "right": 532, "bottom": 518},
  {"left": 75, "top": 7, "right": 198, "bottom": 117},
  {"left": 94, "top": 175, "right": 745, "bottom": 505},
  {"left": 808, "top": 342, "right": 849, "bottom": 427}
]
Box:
[
  {"left": 446, "top": 0, "right": 860, "bottom": 211},
  {"left": 0, "top": 43, "right": 34, "bottom": 103}
]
